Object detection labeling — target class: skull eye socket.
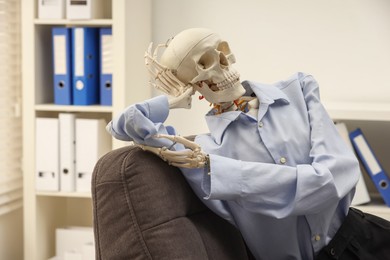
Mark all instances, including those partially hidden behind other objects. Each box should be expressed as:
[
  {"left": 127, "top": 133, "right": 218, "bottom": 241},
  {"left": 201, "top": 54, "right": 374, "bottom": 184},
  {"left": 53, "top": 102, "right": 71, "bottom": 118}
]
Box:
[
  {"left": 217, "top": 41, "right": 233, "bottom": 66},
  {"left": 217, "top": 41, "right": 231, "bottom": 55},
  {"left": 198, "top": 48, "right": 229, "bottom": 69},
  {"left": 198, "top": 50, "right": 216, "bottom": 69}
]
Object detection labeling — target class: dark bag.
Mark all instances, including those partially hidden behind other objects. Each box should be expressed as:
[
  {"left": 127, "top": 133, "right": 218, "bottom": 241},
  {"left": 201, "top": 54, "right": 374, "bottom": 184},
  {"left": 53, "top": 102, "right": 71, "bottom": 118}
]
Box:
[{"left": 316, "top": 207, "right": 390, "bottom": 260}]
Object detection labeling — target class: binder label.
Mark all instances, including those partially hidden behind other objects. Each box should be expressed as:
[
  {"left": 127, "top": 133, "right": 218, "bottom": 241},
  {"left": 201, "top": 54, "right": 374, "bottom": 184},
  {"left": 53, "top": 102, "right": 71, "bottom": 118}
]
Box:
[
  {"left": 53, "top": 35, "right": 67, "bottom": 75},
  {"left": 101, "top": 34, "right": 113, "bottom": 74},
  {"left": 43, "top": 0, "right": 59, "bottom": 5},
  {"left": 74, "top": 28, "right": 85, "bottom": 77},
  {"left": 354, "top": 135, "right": 381, "bottom": 175}
]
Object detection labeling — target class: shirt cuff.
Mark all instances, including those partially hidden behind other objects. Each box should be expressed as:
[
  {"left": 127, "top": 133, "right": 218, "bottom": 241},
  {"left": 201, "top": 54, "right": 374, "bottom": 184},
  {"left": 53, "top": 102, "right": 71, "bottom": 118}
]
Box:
[
  {"left": 202, "top": 154, "right": 242, "bottom": 200},
  {"left": 147, "top": 95, "right": 169, "bottom": 123}
]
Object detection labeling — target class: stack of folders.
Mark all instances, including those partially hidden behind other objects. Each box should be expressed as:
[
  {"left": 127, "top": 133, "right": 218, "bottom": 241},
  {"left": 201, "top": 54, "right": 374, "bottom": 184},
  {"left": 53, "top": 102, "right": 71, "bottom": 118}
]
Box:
[
  {"left": 52, "top": 26, "right": 113, "bottom": 106},
  {"left": 48, "top": 226, "right": 95, "bottom": 260},
  {"left": 39, "top": 0, "right": 107, "bottom": 20},
  {"left": 349, "top": 128, "right": 390, "bottom": 207},
  {"left": 35, "top": 114, "right": 111, "bottom": 193}
]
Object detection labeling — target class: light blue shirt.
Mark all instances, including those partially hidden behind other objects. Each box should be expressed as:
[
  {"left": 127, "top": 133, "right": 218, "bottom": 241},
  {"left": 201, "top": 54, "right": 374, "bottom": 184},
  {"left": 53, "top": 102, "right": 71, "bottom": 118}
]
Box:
[{"left": 108, "top": 72, "right": 360, "bottom": 260}]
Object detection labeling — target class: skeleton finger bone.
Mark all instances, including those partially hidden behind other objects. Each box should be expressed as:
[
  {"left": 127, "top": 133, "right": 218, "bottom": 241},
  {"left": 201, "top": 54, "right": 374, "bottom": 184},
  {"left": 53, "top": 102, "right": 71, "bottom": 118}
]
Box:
[
  {"left": 145, "top": 42, "right": 188, "bottom": 97},
  {"left": 136, "top": 134, "right": 208, "bottom": 169},
  {"left": 160, "top": 148, "right": 194, "bottom": 159},
  {"left": 160, "top": 149, "right": 207, "bottom": 168},
  {"left": 169, "top": 160, "right": 206, "bottom": 169},
  {"left": 154, "top": 134, "right": 201, "bottom": 150},
  {"left": 136, "top": 144, "right": 168, "bottom": 161},
  {"left": 138, "top": 144, "right": 207, "bottom": 168}
]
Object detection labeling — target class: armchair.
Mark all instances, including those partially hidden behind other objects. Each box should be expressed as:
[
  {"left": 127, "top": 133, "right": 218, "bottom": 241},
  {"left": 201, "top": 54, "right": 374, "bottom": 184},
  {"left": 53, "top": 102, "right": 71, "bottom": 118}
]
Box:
[{"left": 92, "top": 145, "right": 252, "bottom": 259}]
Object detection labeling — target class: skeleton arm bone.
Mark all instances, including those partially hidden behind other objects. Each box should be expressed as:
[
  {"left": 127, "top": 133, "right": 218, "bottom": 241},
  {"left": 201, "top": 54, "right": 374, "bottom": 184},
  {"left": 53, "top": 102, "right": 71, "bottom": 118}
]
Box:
[{"left": 168, "top": 87, "right": 195, "bottom": 109}]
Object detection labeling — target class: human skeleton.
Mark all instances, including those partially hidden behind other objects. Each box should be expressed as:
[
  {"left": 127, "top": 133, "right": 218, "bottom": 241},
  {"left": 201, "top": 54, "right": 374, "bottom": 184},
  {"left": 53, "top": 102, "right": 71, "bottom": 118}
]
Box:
[
  {"left": 109, "top": 28, "right": 364, "bottom": 260},
  {"left": 139, "top": 28, "right": 254, "bottom": 169}
]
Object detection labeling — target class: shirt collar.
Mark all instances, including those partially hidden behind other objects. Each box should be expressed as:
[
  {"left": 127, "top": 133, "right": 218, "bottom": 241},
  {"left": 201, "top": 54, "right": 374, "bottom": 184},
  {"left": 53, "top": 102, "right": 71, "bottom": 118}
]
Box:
[
  {"left": 205, "top": 80, "right": 290, "bottom": 144},
  {"left": 242, "top": 80, "right": 290, "bottom": 105}
]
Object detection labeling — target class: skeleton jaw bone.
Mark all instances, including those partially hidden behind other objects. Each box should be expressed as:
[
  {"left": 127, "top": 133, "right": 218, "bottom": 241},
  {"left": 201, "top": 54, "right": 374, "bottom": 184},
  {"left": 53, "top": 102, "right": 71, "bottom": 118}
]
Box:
[{"left": 195, "top": 78, "right": 244, "bottom": 104}]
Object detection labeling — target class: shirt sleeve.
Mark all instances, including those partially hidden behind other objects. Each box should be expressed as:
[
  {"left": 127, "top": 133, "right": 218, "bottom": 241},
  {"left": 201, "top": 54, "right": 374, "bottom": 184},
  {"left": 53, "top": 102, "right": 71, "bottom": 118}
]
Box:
[
  {"left": 107, "top": 95, "right": 237, "bottom": 226},
  {"left": 106, "top": 95, "right": 178, "bottom": 148},
  {"left": 202, "top": 74, "right": 360, "bottom": 218}
]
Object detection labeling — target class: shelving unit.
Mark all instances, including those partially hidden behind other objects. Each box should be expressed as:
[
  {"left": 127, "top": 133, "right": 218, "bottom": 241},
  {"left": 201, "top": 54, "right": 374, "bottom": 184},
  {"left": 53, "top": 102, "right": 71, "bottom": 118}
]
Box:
[
  {"left": 21, "top": 1, "right": 151, "bottom": 259},
  {"left": 324, "top": 101, "right": 390, "bottom": 221}
]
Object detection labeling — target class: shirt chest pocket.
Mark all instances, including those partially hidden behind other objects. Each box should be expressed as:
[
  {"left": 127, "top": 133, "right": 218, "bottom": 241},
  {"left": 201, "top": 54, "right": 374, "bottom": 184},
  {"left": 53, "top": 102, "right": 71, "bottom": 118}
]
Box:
[{"left": 260, "top": 106, "right": 312, "bottom": 165}]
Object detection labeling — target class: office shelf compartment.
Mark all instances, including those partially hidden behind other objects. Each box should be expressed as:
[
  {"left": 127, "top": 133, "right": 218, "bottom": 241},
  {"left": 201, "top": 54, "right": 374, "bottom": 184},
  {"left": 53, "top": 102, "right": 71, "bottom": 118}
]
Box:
[
  {"left": 35, "top": 196, "right": 93, "bottom": 260},
  {"left": 22, "top": 0, "right": 151, "bottom": 259},
  {"left": 326, "top": 103, "right": 390, "bottom": 221}
]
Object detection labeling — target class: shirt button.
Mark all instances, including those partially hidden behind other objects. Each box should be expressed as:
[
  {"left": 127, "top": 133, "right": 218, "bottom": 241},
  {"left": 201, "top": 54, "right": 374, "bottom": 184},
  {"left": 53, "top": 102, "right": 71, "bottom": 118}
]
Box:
[
  {"left": 314, "top": 235, "right": 321, "bottom": 241},
  {"left": 258, "top": 122, "right": 264, "bottom": 128},
  {"left": 279, "top": 157, "right": 287, "bottom": 164}
]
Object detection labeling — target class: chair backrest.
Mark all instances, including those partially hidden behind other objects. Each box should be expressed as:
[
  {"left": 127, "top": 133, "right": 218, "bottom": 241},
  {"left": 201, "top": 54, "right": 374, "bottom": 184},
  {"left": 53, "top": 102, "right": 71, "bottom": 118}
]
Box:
[{"left": 92, "top": 145, "right": 250, "bottom": 260}]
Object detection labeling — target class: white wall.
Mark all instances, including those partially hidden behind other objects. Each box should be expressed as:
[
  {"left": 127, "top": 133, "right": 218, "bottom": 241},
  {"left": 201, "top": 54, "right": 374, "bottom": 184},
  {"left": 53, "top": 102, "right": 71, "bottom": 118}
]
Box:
[{"left": 151, "top": 0, "right": 390, "bottom": 135}]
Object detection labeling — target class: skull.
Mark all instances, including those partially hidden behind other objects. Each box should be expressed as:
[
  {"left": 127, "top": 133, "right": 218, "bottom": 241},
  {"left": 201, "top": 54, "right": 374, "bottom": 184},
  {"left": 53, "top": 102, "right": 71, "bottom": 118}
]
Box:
[{"left": 155, "top": 28, "right": 245, "bottom": 104}]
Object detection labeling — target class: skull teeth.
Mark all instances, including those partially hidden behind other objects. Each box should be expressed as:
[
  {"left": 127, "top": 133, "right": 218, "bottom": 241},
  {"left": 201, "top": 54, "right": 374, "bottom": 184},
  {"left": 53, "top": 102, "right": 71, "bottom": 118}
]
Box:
[{"left": 215, "top": 71, "right": 240, "bottom": 91}]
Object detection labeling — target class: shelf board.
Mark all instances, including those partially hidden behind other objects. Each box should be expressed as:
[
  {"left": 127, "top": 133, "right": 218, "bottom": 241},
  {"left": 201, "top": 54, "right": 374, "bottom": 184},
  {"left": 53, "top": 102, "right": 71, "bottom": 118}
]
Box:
[
  {"left": 353, "top": 194, "right": 390, "bottom": 220},
  {"left": 354, "top": 203, "right": 390, "bottom": 221},
  {"left": 34, "top": 19, "right": 112, "bottom": 26},
  {"left": 35, "top": 104, "right": 112, "bottom": 113},
  {"left": 323, "top": 101, "right": 390, "bottom": 121},
  {"left": 355, "top": 203, "right": 389, "bottom": 213},
  {"left": 36, "top": 191, "right": 91, "bottom": 198}
]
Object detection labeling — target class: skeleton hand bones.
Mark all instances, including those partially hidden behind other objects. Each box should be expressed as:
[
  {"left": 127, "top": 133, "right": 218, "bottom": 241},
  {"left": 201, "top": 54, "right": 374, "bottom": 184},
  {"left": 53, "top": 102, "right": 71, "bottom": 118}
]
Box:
[{"left": 137, "top": 134, "right": 209, "bottom": 169}]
